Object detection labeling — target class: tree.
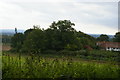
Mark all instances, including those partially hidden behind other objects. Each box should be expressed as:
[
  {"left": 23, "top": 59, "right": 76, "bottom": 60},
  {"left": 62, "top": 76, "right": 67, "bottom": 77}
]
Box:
[
  {"left": 45, "top": 28, "right": 62, "bottom": 50},
  {"left": 24, "top": 29, "right": 34, "bottom": 38},
  {"left": 50, "top": 20, "right": 75, "bottom": 32},
  {"left": 76, "top": 31, "right": 96, "bottom": 49},
  {"left": 11, "top": 33, "right": 24, "bottom": 52},
  {"left": 113, "top": 32, "right": 120, "bottom": 42},
  {"left": 10, "top": 20, "right": 97, "bottom": 53},
  {"left": 22, "top": 29, "right": 46, "bottom": 53},
  {"left": 24, "top": 25, "right": 40, "bottom": 39},
  {"left": 97, "top": 34, "right": 109, "bottom": 41},
  {"left": 47, "top": 20, "right": 76, "bottom": 50}
]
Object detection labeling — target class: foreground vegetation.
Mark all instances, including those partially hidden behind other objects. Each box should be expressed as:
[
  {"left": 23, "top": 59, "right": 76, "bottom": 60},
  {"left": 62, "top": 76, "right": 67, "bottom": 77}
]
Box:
[
  {"left": 2, "top": 20, "right": 120, "bottom": 79},
  {"left": 2, "top": 51, "right": 120, "bottom": 79}
]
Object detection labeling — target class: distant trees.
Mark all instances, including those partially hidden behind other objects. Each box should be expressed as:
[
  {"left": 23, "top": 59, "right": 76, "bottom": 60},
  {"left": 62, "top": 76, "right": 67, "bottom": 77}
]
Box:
[
  {"left": 113, "top": 32, "right": 120, "bottom": 42},
  {"left": 96, "top": 32, "right": 120, "bottom": 42},
  {"left": 11, "top": 20, "right": 96, "bottom": 53},
  {"left": 2, "top": 35, "right": 12, "bottom": 44},
  {"left": 97, "top": 34, "right": 109, "bottom": 41}
]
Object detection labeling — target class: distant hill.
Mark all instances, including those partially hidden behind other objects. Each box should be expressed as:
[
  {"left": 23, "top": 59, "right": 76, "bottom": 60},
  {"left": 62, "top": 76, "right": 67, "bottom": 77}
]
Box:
[
  {"left": 88, "top": 34, "right": 114, "bottom": 38},
  {"left": 0, "top": 29, "right": 114, "bottom": 39},
  {"left": 0, "top": 29, "right": 25, "bottom": 36}
]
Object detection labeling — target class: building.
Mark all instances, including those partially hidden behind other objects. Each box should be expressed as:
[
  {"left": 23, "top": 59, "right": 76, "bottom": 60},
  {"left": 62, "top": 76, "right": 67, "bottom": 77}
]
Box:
[{"left": 97, "top": 41, "right": 120, "bottom": 51}]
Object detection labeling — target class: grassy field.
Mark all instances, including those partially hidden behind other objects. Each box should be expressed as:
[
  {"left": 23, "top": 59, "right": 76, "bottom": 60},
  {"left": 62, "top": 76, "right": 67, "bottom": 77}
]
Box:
[{"left": 2, "top": 52, "right": 120, "bottom": 79}]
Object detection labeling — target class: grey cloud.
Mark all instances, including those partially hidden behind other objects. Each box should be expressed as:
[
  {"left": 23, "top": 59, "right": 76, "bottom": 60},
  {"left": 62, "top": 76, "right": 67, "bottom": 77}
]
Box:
[{"left": 0, "top": 0, "right": 118, "bottom": 34}]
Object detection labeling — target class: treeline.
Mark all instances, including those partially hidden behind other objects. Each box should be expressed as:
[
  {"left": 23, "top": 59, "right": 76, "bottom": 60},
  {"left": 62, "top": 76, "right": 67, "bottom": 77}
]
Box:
[
  {"left": 96, "top": 33, "right": 120, "bottom": 42},
  {"left": 1, "top": 35, "right": 12, "bottom": 44},
  {"left": 11, "top": 20, "right": 96, "bottom": 53},
  {"left": 11, "top": 20, "right": 120, "bottom": 53}
]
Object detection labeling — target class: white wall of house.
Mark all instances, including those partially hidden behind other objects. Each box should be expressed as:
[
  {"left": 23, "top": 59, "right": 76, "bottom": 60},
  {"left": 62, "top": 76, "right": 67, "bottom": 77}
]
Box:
[{"left": 106, "top": 47, "right": 120, "bottom": 51}]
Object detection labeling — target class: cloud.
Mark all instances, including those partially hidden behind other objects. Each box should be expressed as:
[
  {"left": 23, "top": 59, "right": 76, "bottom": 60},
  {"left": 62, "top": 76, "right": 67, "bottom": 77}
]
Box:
[
  {"left": 0, "top": 0, "right": 118, "bottom": 35},
  {"left": 2, "top": 0, "right": 120, "bottom": 3},
  {"left": 75, "top": 22, "right": 118, "bottom": 35}
]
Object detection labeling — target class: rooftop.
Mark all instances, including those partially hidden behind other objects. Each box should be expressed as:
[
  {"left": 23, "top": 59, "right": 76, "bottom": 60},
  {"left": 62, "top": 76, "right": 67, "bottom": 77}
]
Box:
[{"left": 97, "top": 41, "right": 120, "bottom": 48}]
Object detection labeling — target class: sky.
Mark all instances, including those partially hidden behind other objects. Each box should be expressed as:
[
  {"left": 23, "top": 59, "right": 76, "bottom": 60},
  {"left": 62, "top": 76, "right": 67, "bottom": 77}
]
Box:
[{"left": 0, "top": 0, "right": 119, "bottom": 35}]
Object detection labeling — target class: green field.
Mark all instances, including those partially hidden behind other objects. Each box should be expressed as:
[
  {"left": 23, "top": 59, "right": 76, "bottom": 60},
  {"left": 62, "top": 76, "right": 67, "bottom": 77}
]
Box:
[{"left": 2, "top": 52, "right": 120, "bottom": 79}]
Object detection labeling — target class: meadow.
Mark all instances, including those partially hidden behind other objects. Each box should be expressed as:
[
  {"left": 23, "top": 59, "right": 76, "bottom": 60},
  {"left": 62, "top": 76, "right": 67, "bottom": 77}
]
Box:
[{"left": 2, "top": 51, "right": 120, "bottom": 79}]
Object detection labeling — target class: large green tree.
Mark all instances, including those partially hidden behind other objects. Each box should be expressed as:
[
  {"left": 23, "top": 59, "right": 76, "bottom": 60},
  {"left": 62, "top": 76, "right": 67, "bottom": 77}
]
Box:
[
  {"left": 76, "top": 31, "right": 96, "bottom": 49},
  {"left": 22, "top": 29, "right": 46, "bottom": 53},
  {"left": 45, "top": 20, "right": 77, "bottom": 51},
  {"left": 11, "top": 33, "right": 24, "bottom": 52},
  {"left": 113, "top": 32, "right": 120, "bottom": 42},
  {"left": 97, "top": 34, "right": 109, "bottom": 41}
]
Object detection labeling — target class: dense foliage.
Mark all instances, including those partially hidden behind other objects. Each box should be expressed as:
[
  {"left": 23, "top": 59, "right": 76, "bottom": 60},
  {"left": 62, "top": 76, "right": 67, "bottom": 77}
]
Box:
[
  {"left": 97, "top": 34, "right": 109, "bottom": 41},
  {"left": 11, "top": 33, "right": 24, "bottom": 52},
  {"left": 2, "top": 35, "right": 12, "bottom": 44},
  {"left": 11, "top": 20, "right": 96, "bottom": 53},
  {"left": 113, "top": 32, "right": 120, "bottom": 42}
]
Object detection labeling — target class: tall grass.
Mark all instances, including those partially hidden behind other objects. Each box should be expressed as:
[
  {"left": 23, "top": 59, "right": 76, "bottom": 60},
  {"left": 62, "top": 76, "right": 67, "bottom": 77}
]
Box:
[{"left": 2, "top": 54, "right": 120, "bottom": 79}]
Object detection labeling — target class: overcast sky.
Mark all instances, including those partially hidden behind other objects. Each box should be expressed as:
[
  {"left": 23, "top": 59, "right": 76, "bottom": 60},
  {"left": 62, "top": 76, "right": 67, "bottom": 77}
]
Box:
[{"left": 0, "top": 0, "right": 119, "bottom": 35}]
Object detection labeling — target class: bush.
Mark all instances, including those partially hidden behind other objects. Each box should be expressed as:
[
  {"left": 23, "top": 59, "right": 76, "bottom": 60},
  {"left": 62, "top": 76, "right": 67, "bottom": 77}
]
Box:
[
  {"left": 58, "top": 50, "right": 78, "bottom": 56},
  {"left": 43, "top": 50, "right": 57, "bottom": 54},
  {"left": 75, "top": 50, "right": 89, "bottom": 57}
]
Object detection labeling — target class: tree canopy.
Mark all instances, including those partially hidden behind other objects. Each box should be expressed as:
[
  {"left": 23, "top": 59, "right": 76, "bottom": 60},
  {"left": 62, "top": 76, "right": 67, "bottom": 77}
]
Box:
[
  {"left": 113, "top": 32, "right": 120, "bottom": 42},
  {"left": 11, "top": 20, "right": 96, "bottom": 53},
  {"left": 11, "top": 33, "right": 24, "bottom": 52},
  {"left": 97, "top": 34, "right": 109, "bottom": 41}
]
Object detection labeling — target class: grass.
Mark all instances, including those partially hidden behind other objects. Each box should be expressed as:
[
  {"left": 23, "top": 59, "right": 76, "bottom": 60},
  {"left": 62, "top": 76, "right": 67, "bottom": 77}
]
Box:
[{"left": 2, "top": 52, "right": 120, "bottom": 79}]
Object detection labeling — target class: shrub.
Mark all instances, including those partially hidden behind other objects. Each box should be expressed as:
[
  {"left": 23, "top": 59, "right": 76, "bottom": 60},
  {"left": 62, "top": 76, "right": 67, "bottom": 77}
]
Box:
[
  {"left": 43, "top": 50, "right": 57, "bottom": 54},
  {"left": 2, "top": 55, "right": 120, "bottom": 78}
]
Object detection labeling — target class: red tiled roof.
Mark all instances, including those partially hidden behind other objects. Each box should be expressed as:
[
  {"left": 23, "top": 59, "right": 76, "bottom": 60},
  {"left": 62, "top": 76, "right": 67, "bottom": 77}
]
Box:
[{"left": 97, "top": 41, "right": 120, "bottom": 48}]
